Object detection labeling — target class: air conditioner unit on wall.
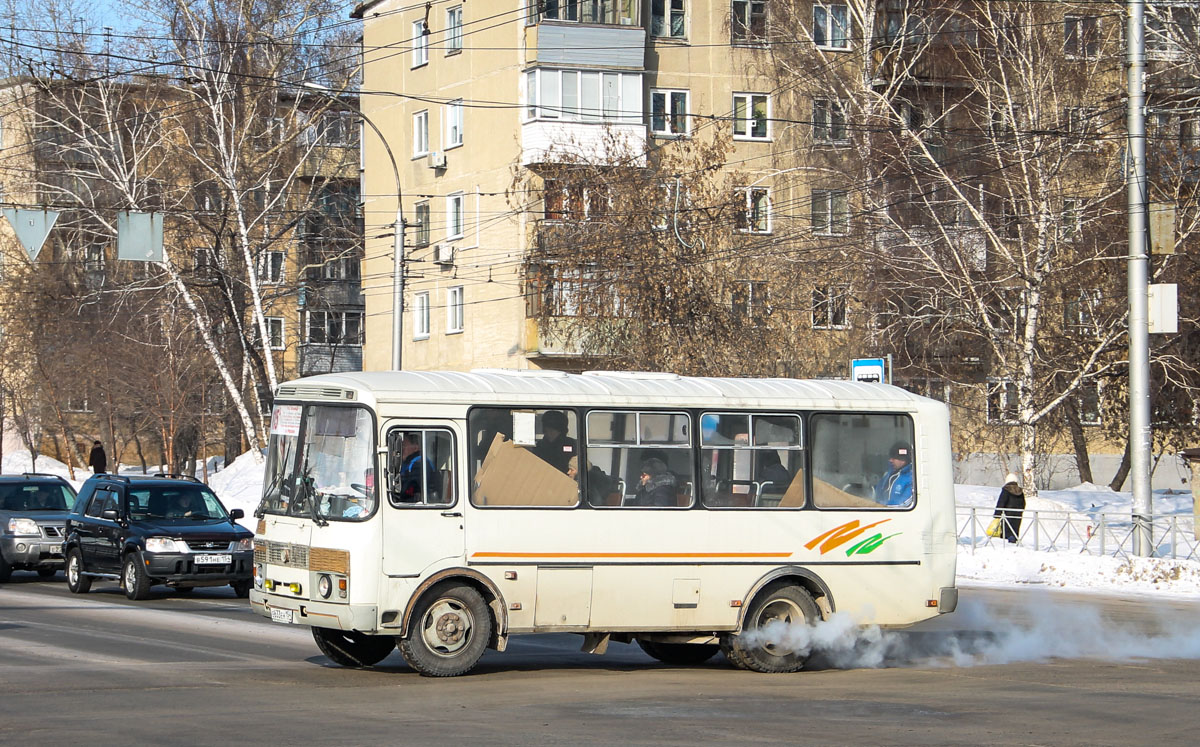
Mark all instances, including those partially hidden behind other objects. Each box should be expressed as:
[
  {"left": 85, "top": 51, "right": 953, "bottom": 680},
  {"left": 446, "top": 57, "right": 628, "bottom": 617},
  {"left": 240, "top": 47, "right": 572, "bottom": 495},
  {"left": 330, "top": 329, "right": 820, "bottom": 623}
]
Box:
[
  {"left": 434, "top": 243, "right": 455, "bottom": 265},
  {"left": 427, "top": 151, "right": 447, "bottom": 169}
]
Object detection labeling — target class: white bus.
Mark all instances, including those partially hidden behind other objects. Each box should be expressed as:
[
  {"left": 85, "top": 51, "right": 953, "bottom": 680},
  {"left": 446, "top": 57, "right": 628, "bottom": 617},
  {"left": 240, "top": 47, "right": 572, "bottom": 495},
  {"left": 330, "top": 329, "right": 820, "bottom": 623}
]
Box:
[{"left": 249, "top": 370, "right": 957, "bottom": 676}]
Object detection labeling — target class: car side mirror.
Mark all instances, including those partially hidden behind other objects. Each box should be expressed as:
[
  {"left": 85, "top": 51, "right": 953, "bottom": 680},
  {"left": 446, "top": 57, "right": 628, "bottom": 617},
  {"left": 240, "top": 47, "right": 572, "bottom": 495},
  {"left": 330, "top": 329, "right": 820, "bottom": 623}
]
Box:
[
  {"left": 229, "top": 508, "right": 245, "bottom": 520},
  {"left": 101, "top": 508, "right": 120, "bottom": 520}
]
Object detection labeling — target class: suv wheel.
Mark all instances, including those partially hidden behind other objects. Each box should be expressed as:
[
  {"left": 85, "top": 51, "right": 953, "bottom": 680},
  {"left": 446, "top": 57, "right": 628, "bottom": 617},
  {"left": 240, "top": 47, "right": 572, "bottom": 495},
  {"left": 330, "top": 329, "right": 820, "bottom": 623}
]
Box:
[
  {"left": 230, "top": 580, "right": 251, "bottom": 598},
  {"left": 123, "top": 553, "right": 153, "bottom": 600},
  {"left": 66, "top": 548, "right": 91, "bottom": 593}
]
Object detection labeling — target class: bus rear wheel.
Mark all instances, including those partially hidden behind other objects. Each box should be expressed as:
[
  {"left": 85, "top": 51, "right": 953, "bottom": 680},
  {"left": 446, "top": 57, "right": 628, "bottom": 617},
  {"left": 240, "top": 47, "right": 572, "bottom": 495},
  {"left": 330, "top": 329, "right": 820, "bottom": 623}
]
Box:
[
  {"left": 721, "top": 584, "right": 819, "bottom": 673},
  {"left": 398, "top": 582, "right": 492, "bottom": 677},
  {"left": 312, "top": 627, "right": 396, "bottom": 667},
  {"left": 637, "top": 639, "right": 719, "bottom": 666}
]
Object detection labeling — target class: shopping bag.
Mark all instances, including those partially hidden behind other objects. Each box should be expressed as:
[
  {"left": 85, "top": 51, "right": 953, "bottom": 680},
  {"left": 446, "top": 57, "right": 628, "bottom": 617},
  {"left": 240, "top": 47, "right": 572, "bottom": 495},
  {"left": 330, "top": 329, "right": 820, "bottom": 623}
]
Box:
[{"left": 985, "top": 518, "right": 1003, "bottom": 538}]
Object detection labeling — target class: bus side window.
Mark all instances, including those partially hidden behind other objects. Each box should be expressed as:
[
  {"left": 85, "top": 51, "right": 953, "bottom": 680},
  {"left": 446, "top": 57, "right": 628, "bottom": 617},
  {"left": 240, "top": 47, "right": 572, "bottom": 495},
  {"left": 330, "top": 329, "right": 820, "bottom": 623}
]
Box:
[
  {"left": 700, "top": 413, "right": 805, "bottom": 509},
  {"left": 810, "top": 413, "right": 915, "bottom": 509},
  {"left": 386, "top": 428, "right": 455, "bottom": 507},
  {"left": 587, "top": 410, "right": 693, "bottom": 508}
]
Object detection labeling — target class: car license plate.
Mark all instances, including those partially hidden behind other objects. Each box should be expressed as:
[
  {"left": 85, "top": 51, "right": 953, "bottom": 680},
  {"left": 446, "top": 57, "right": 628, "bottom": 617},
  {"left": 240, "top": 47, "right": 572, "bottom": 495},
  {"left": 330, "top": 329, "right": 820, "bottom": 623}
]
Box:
[
  {"left": 270, "top": 608, "right": 294, "bottom": 624},
  {"left": 44, "top": 545, "right": 62, "bottom": 555},
  {"left": 195, "top": 554, "right": 232, "bottom": 565}
]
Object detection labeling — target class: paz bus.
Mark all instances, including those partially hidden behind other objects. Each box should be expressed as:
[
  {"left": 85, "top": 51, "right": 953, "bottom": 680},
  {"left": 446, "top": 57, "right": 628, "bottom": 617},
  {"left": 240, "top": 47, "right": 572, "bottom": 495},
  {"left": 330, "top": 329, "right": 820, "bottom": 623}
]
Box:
[{"left": 249, "top": 369, "right": 957, "bottom": 676}]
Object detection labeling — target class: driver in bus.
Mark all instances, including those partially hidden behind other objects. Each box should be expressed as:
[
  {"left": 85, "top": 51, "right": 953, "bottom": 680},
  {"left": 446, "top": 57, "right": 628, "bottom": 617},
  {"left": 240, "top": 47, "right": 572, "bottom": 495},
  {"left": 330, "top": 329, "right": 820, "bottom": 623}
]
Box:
[
  {"left": 874, "top": 443, "right": 914, "bottom": 506},
  {"left": 398, "top": 433, "right": 440, "bottom": 503}
]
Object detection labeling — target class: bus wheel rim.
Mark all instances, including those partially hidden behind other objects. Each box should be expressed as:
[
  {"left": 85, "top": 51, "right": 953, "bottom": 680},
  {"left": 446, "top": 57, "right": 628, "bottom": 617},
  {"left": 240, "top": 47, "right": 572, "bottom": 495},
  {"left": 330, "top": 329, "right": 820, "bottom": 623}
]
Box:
[
  {"left": 423, "top": 598, "right": 473, "bottom": 657},
  {"left": 757, "top": 598, "right": 803, "bottom": 656}
]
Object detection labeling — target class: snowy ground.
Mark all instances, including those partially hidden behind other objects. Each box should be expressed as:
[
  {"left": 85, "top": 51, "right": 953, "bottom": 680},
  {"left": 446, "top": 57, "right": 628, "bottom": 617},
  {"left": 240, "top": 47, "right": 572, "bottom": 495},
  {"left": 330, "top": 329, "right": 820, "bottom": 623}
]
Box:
[{"left": 6, "top": 449, "right": 1198, "bottom": 600}]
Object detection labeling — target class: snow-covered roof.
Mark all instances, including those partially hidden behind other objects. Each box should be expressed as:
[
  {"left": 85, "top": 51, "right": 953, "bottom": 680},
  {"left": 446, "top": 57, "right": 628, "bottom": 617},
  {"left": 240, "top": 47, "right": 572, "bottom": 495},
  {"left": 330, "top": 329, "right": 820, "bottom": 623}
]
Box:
[{"left": 276, "top": 369, "right": 930, "bottom": 411}]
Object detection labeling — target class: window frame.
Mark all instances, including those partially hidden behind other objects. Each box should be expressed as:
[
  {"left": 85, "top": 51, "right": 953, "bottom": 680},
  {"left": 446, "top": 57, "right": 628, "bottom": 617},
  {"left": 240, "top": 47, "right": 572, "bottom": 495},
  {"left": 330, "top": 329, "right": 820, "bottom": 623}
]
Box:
[
  {"left": 412, "top": 110, "right": 429, "bottom": 157},
  {"left": 731, "top": 0, "right": 767, "bottom": 44},
  {"left": 1064, "top": 15, "right": 1100, "bottom": 59},
  {"left": 265, "top": 316, "right": 285, "bottom": 351},
  {"left": 813, "top": 98, "right": 849, "bottom": 145},
  {"left": 445, "top": 99, "right": 464, "bottom": 149},
  {"left": 445, "top": 5, "right": 463, "bottom": 54},
  {"left": 813, "top": 3, "right": 850, "bottom": 50},
  {"left": 986, "top": 379, "right": 1020, "bottom": 424},
  {"left": 385, "top": 426, "right": 457, "bottom": 508},
  {"left": 811, "top": 189, "right": 849, "bottom": 235},
  {"left": 699, "top": 411, "right": 805, "bottom": 510},
  {"left": 256, "top": 250, "right": 284, "bottom": 284},
  {"left": 446, "top": 192, "right": 465, "bottom": 240},
  {"left": 446, "top": 285, "right": 465, "bottom": 334},
  {"left": 650, "top": 88, "right": 690, "bottom": 137},
  {"left": 812, "top": 284, "right": 849, "bottom": 329},
  {"left": 306, "top": 310, "right": 365, "bottom": 346},
  {"left": 412, "top": 20, "right": 429, "bottom": 67},
  {"left": 732, "top": 92, "right": 770, "bottom": 141},
  {"left": 413, "top": 292, "right": 431, "bottom": 339},
  {"left": 414, "top": 201, "right": 431, "bottom": 246},
  {"left": 652, "top": 0, "right": 687, "bottom": 38},
  {"left": 735, "top": 186, "right": 771, "bottom": 234}
]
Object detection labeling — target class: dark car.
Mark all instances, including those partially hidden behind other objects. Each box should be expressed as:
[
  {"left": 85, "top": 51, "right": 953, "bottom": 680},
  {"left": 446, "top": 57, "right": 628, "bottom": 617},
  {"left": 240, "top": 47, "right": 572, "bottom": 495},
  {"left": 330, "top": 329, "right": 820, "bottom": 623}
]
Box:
[
  {"left": 63, "top": 473, "right": 253, "bottom": 599},
  {"left": 0, "top": 473, "right": 78, "bottom": 582}
]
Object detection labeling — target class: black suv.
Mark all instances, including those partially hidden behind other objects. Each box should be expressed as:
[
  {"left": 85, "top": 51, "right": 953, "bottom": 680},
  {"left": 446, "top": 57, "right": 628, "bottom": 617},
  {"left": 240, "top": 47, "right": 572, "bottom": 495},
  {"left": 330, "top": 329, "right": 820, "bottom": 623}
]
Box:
[
  {"left": 0, "top": 473, "right": 78, "bottom": 581},
  {"left": 63, "top": 473, "right": 253, "bottom": 599}
]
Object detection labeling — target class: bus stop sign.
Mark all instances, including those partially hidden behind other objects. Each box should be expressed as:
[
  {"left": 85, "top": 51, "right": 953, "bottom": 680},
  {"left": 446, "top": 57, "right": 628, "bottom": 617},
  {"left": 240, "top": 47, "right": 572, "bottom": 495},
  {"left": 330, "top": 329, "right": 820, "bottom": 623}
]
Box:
[{"left": 851, "top": 358, "right": 886, "bottom": 384}]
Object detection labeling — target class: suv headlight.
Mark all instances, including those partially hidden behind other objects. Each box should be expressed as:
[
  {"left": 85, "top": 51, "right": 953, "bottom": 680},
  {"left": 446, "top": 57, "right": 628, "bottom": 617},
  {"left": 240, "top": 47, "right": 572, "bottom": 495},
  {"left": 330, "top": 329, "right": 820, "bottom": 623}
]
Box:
[
  {"left": 7, "top": 518, "right": 40, "bottom": 536},
  {"left": 234, "top": 538, "right": 253, "bottom": 551},
  {"left": 145, "top": 537, "right": 185, "bottom": 553}
]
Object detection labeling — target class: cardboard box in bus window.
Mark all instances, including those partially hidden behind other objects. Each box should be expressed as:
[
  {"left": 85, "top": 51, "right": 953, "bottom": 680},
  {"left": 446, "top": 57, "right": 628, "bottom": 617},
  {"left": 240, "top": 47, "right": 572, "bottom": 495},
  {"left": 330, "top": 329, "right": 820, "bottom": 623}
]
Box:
[
  {"left": 811, "top": 477, "right": 881, "bottom": 508},
  {"left": 775, "top": 471, "right": 808, "bottom": 508},
  {"left": 472, "top": 434, "right": 579, "bottom": 506}
]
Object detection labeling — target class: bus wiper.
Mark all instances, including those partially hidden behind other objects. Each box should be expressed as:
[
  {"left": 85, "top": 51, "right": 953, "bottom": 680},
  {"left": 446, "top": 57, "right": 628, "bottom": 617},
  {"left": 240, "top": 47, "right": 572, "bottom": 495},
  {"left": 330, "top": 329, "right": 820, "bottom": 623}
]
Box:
[
  {"left": 256, "top": 440, "right": 295, "bottom": 519},
  {"left": 298, "top": 461, "right": 327, "bottom": 527}
]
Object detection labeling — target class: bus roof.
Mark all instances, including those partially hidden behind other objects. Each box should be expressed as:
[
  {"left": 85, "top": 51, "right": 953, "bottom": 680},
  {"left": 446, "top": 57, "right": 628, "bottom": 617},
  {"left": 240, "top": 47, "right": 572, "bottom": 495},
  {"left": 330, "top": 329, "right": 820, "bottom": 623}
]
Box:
[{"left": 276, "top": 370, "right": 934, "bottom": 412}]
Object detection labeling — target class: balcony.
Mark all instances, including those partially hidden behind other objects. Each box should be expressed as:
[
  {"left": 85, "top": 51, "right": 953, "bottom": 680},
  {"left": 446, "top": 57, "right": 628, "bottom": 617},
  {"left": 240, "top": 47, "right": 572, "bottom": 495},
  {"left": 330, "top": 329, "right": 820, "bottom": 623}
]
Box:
[{"left": 525, "top": 16, "right": 645, "bottom": 69}]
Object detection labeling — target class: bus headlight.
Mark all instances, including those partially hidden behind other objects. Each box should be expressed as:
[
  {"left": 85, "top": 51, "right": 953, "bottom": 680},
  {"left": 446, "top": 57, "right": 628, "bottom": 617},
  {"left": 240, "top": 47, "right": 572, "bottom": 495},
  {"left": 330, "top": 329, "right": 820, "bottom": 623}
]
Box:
[
  {"left": 254, "top": 564, "right": 264, "bottom": 589},
  {"left": 318, "top": 574, "right": 332, "bottom": 599}
]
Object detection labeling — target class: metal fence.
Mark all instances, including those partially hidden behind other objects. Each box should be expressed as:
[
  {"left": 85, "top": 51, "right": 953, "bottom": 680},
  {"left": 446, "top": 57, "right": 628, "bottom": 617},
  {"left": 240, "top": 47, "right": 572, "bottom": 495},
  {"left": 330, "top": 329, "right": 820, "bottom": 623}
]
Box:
[{"left": 956, "top": 506, "right": 1200, "bottom": 561}]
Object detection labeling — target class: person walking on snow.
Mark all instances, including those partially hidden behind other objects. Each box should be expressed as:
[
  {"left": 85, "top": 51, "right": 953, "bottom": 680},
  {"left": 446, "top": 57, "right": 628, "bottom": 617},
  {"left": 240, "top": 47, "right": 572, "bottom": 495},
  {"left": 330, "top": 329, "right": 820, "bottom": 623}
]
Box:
[
  {"left": 88, "top": 440, "right": 107, "bottom": 474},
  {"left": 993, "top": 472, "right": 1026, "bottom": 543}
]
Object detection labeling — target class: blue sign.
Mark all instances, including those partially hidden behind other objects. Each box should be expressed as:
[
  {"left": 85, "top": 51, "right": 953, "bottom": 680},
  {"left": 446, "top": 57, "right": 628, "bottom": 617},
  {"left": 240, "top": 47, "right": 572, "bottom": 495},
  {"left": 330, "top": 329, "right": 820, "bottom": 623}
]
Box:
[{"left": 851, "top": 358, "right": 886, "bottom": 384}]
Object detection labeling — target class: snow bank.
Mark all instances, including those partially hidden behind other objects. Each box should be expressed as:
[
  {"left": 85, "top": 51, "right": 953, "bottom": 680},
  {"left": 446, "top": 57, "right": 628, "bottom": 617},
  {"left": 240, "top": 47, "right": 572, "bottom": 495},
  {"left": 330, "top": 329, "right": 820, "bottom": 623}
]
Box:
[{"left": 205, "top": 450, "right": 266, "bottom": 531}]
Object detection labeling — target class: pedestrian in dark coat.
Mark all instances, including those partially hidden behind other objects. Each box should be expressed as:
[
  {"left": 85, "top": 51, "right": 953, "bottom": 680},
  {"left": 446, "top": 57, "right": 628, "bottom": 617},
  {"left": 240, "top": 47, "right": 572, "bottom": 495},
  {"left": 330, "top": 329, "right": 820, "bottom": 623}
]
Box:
[
  {"left": 993, "top": 472, "right": 1025, "bottom": 543},
  {"left": 88, "top": 440, "right": 108, "bottom": 474}
]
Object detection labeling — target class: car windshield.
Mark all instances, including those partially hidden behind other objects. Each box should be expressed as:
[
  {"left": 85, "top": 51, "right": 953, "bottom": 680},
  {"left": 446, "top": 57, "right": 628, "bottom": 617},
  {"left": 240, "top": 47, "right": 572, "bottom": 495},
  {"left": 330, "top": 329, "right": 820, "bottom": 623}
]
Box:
[
  {"left": 0, "top": 483, "right": 75, "bottom": 511},
  {"left": 128, "top": 486, "right": 230, "bottom": 521},
  {"left": 258, "top": 404, "right": 376, "bottom": 522}
]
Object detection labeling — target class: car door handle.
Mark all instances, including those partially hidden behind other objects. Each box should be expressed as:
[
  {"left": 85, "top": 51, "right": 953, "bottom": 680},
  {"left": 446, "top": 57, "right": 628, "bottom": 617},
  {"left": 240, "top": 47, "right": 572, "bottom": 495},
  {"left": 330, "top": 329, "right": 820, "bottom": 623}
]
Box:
[{"left": 441, "top": 512, "right": 462, "bottom": 518}]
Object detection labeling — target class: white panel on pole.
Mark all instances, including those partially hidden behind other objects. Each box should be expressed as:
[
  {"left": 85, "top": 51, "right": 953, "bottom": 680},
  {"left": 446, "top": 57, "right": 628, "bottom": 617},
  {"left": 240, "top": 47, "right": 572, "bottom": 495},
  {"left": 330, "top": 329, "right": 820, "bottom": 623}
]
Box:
[
  {"left": 117, "top": 211, "right": 164, "bottom": 262},
  {"left": 1148, "top": 283, "right": 1178, "bottom": 334},
  {"left": 1, "top": 208, "right": 60, "bottom": 260}
]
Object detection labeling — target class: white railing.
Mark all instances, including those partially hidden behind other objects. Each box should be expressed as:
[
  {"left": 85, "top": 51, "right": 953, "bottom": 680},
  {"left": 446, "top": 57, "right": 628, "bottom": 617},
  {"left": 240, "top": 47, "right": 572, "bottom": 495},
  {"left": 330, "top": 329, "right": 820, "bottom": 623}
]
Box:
[{"left": 956, "top": 506, "right": 1200, "bottom": 561}]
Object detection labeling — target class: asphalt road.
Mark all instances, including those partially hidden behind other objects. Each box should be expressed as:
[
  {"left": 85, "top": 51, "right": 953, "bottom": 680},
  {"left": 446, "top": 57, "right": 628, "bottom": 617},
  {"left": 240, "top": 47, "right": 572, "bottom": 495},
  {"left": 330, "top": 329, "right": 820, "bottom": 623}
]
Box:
[{"left": 2, "top": 572, "right": 1199, "bottom": 746}]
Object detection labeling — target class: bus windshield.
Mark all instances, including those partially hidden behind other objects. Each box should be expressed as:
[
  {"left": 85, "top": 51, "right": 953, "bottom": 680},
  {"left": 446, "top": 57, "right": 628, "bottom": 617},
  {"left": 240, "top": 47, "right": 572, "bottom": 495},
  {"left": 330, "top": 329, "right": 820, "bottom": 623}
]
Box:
[{"left": 259, "top": 404, "right": 376, "bottom": 522}]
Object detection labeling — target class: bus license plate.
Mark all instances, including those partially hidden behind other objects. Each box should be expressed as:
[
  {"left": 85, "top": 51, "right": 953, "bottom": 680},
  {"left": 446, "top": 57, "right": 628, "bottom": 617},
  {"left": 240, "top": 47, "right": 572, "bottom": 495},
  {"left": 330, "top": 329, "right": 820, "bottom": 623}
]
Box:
[
  {"left": 270, "top": 608, "right": 294, "bottom": 624},
  {"left": 195, "top": 554, "right": 231, "bottom": 565}
]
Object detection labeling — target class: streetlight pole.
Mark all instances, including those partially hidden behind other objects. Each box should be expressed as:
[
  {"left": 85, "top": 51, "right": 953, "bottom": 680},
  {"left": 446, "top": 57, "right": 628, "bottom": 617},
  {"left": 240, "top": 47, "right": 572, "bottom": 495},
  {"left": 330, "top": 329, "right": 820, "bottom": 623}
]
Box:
[
  {"left": 1127, "top": 0, "right": 1152, "bottom": 555},
  {"left": 301, "top": 83, "right": 406, "bottom": 370}
]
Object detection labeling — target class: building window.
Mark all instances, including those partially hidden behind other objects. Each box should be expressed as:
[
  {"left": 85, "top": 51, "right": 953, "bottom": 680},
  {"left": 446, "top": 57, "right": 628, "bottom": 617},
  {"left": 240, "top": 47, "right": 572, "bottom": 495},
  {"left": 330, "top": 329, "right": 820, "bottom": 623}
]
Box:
[
  {"left": 986, "top": 379, "right": 1019, "bottom": 424},
  {"left": 65, "top": 394, "right": 91, "bottom": 413},
  {"left": 446, "top": 6, "right": 463, "bottom": 53},
  {"left": 732, "top": 93, "right": 769, "bottom": 140},
  {"left": 306, "top": 310, "right": 364, "bottom": 345},
  {"left": 414, "top": 292, "right": 431, "bottom": 339},
  {"left": 1066, "top": 289, "right": 1101, "bottom": 330},
  {"left": 412, "top": 20, "right": 429, "bottom": 67},
  {"left": 1148, "top": 5, "right": 1198, "bottom": 60},
  {"left": 812, "top": 285, "right": 848, "bottom": 329},
  {"left": 524, "top": 69, "right": 643, "bottom": 125},
  {"left": 445, "top": 100, "right": 463, "bottom": 148},
  {"left": 84, "top": 243, "right": 106, "bottom": 272},
  {"left": 814, "top": 3, "right": 850, "bottom": 49},
  {"left": 1061, "top": 197, "right": 1082, "bottom": 240},
  {"left": 650, "top": 89, "right": 689, "bottom": 136},
  {"left": 256, "top": 250, "right": 284, "bottom": 284},
  {"left": 414, "top": 201, "right": 431, "bottom": 246},
  {"left": 735, "top": 187, "right": 770, "bottom": 233},
  {"left": 447, "top": 193, "right": 465, "bottom": 239},
  {"left": 1064, "top": 107, "right": 1098, "bottom": 145},
  {"left": 446, "top": 286, "right": 464, "bottom": 333},
  {"left": 813, "top": 98, "right": 848, "bottom": 144},
  {"left": 1078, "top": 382, "right": 1101, "bottom": 426},
  {"left": 265, "top": 317, "right": 284, "bottom": 350},
  {"left": 732, "top": 0, "right": 767, "bottom": 43},
  {"left": 543, "top": 180, "right": 609, "bottom": 222},
  {"left": 413, "top": 110, "right": 429, "bottom": 157},
  {"left": 1064, "top": 15, "right": 1100, "bottom": 58},
  {"left": 811, "top": 189, "right": 849, "bottom": 235},
  {"left": 732, "top": 280, "right": 770, "bottom": 324},
  {"left": 652, "top": 0, "right": 686, "bottom": 38}
]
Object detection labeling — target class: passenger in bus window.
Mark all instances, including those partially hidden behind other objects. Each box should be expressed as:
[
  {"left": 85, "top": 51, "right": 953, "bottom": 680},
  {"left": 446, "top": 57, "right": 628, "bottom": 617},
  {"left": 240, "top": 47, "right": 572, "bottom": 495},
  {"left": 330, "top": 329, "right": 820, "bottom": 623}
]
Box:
[
  {"left": 570, "top": 456, "right": 611, "bottom": 505},
  {"left": 873, "top": 443, "right": 914, "bottom": 506},
  {"left": 470, "top": 408, "right": 512, "bottom": 468},
  {"left": 756, "top": 450, "right": 791, "bottom": 491},
  {"left": 633, "top": 456, "right": 677, "bottom": 507},
  {"left": 398, "top": 433, "right": 440, "bottom": 503},
  {"left": 533, "top": 410, "right": 576, "bottom": 474}
]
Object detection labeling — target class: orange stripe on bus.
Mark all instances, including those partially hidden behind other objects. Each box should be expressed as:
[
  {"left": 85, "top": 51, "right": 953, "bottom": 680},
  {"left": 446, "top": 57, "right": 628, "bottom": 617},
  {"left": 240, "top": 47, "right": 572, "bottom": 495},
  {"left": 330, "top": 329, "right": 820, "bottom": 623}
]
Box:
[{"left": 471, "top": 552, "right": 792, "bottom": 559}]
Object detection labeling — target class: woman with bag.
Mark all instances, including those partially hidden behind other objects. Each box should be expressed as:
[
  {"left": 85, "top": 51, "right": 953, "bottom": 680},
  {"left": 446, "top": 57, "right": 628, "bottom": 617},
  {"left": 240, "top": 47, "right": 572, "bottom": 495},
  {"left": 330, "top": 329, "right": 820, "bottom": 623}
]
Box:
[{"left": 989, "top": 472, "right": 1026, "bottom": 543}]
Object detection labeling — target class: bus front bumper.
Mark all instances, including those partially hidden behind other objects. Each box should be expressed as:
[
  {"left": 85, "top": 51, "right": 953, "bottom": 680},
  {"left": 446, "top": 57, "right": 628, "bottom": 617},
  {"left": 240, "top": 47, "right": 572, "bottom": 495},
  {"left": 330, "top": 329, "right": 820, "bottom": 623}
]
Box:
[{"left": 250, "top": 589, "right": 378, "bottom": 631}]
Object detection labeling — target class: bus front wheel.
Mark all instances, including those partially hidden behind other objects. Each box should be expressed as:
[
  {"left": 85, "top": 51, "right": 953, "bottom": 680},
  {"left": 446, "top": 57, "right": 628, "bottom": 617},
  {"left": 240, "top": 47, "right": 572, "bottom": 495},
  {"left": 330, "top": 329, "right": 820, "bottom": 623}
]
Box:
[
  {"left": 398, "top": 582, "right": 492, "bottom": 677},
  {"left": 721, "top": 584, "right": 819, "bottom": 673},
  {"left": 312, "top": 627, "right": 396, "bottom": 667}
]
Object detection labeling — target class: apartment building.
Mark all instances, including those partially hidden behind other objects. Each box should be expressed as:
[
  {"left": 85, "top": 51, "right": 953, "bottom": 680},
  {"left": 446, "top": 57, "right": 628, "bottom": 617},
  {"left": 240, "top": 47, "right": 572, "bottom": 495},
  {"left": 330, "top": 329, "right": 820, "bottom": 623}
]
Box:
[{"left": 353, "top": 1, "right": 1199, "bottom": 486}]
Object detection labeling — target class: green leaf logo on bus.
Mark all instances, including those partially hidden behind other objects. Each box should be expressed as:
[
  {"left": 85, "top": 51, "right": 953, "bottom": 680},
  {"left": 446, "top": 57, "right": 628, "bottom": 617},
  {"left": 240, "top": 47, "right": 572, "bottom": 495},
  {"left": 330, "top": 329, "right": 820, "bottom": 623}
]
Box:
[{"left": 805, "top": 519, "right": 900, "bottom": 557}]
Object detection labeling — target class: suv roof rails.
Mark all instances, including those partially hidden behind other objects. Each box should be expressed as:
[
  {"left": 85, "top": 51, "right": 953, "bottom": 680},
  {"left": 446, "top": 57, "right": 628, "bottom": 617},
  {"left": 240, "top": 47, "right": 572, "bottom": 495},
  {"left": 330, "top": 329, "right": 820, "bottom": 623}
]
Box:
[
  {"left": 21, "top": 472, "right": 67, "bottom": 479},
  {"left": 152, "top": 472, "right": 203, "bottom": 483},
  {"left": 93, "top": 472, "right": 131, "bottom": 483}
]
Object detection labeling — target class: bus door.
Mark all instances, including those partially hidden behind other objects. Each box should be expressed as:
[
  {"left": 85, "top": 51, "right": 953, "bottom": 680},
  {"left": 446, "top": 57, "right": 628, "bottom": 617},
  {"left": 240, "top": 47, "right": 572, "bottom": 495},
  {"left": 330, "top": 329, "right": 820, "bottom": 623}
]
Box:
[{"left": 380, "top": 422, "right": 465, "bottom": 577}]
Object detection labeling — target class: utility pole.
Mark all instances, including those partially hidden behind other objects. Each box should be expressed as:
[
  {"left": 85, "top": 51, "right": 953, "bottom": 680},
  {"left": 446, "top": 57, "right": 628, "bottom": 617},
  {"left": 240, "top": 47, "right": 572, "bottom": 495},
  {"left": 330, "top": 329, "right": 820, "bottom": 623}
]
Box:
[{"left": 1127, "top": 0, "right": 1153, "bottom": 556}]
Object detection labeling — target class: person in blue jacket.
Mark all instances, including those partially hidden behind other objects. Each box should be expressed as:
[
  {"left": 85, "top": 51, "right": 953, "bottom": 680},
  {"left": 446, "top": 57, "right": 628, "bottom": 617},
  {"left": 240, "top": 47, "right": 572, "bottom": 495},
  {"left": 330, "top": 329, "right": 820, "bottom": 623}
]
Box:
[
  {"left": 398, "top": 433, "right": 440, "bottom": 503},
  {"left": 874, "top": 443, "right": 914, "bottom": 506}
]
